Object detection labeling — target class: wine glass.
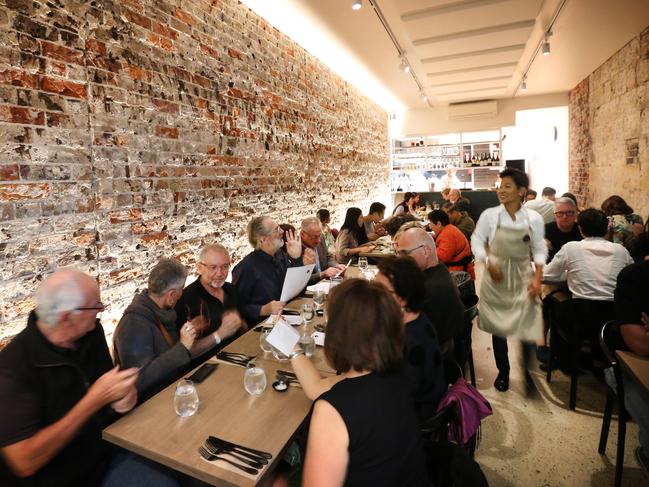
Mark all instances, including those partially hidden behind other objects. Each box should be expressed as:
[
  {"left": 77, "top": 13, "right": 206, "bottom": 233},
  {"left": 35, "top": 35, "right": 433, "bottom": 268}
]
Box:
[
  {"left": 301, "top": 303, "right": 315, "bottom": 324},
  {"left": 299, "top": 332, "right": 316, "bottom": 358},
  {"left": 313, "top": 290, "right": 325, "bottom": 313},
  {"left": 358, "top": 256, "right": 368, "bottom": 271},
  {"left": 329, "top": 276, "right": 343, "bottom": 291},
  {"left": 259, "top": 327, "right": 273, "bottom": 353},
  {"left": 243, "top": 363, "right": 267, "bottom": 395},
  {"left": 174, "top": 379, "right": 199, "bottom": 417}
]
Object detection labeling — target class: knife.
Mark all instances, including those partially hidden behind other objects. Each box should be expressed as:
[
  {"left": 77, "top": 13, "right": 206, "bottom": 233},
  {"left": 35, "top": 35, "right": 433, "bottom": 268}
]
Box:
[{"left": 208, "top": 436, "right": 273, "bottom": 460}]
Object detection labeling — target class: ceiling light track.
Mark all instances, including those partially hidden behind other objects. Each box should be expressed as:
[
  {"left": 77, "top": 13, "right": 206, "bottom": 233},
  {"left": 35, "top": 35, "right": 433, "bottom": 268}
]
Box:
[
  {"left": 517, "top": 0, "right": 567, "bottom": 94},
  {"left": 367, "top": 0, "right": 429, "bottom": 104}
]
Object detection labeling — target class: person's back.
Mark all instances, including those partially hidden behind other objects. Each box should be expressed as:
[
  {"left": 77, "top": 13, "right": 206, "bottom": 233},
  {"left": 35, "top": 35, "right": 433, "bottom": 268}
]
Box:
[
  {"left": 435, "top": 224, "right": 475, "bottom": 279},
  {"left": 422, "top": 264, "right": 464, "bottom": 345},
  {"left": 318, "top": 372, "right": 429, "bottom": 487}
]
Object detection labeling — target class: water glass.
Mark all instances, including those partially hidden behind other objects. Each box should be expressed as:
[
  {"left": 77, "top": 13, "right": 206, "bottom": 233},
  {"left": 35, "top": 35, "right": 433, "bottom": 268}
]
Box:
[
  {"left": 329, "top": 276, "right": 343, "bottom": 291},
  {"left": 243, "top": 363, "right": 267, "bottom": 395},
  {"left": 174, "top": 379, "right": 199, "bottom": 417},
  {"left": 299, "top": 332, "right": 316, "bottom": 358},
  {"left": 313, "top": 290, "right": 325, "bottom": 310},
  {"left": 358, "top": 256, "right": 368, "bottom": 270},
  {"left": 301, "top": 303, "right": 315, "bottom": 324},
  {"left": 259, "top": 328, "right": 273, "bottom": 353}
]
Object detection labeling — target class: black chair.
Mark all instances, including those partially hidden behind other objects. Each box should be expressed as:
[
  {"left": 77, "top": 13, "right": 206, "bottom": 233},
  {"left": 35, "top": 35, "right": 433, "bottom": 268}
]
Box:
[
  {"left": 450, "top": 270, "right": 475, "bottom": 298},
  {"left": 598, "top": 320, "right": 629, "bottom": 487},
  {"left": 545, "top": 297, "right": 616, "bottom": 409},
  {"left": 455, "top": 294, "right": 479, "bottom": 386}
]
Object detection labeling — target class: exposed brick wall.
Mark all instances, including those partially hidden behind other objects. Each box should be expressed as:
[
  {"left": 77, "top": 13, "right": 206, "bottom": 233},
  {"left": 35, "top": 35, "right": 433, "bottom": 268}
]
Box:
[
  {"left": 569, "top": 26, "right": 649, "bottom": 216},
  {"left": 0, "top": 0, "right": 390, "bottom": 340}
]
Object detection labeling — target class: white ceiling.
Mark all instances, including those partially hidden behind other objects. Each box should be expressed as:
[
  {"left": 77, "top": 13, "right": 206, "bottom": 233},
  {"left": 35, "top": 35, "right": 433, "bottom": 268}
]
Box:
[{"left": 242, "top": 0, "right": 649, "bottom": 110}]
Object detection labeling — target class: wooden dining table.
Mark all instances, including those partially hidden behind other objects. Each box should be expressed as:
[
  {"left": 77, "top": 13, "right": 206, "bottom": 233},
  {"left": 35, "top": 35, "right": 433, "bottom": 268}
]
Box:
[
  {"left": 616, "top": 350, "right": 649, "bottom": 399},
  {"left": 103, "top": 294, "right": 337, "bottom": 486}
]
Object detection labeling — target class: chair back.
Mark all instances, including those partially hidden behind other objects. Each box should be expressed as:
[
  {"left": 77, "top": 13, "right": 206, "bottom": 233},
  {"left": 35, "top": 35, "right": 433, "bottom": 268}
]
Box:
[
  {"left": 599, "top": 320, "right": 619, "bottom": 366},
  {"left": 450, "top": 270, "right": 474, "bottom": 297},
  {"left": 455, "top": 295, "right": 478, "bottom": 367},
  {"left": 564, "top": 298, "right": 616, "bottom": 343}
]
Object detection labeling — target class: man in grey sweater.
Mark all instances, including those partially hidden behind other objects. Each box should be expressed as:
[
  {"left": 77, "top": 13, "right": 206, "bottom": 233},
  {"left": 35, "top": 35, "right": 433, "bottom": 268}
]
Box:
[{"left": 113, "top": 259, "right": 238, "bottom": 401}]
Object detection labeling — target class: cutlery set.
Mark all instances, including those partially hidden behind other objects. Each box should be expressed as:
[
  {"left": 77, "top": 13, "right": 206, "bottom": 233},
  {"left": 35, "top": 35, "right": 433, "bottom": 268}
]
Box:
[
  {"left": 198, "top": 436, "right": 272, "bottom": 475},
  {"left": 216, "top": 351, "right": 257, "bottom": 367}
]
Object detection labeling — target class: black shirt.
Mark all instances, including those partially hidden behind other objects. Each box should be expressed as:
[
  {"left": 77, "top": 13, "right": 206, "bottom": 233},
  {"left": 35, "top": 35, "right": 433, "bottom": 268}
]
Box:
[
  {"left": 317, "top": 373, "right": 429, "bottom": 487},
  {"left": 422, "top": 264, "right": 464, "bottom": 345},
  {"left": 545, "top": 221, "right": 582, "bottom": 262},
  {"left": 404, "top": 314, "right": 446, "bottom": 421},
  {"left": 615, "top": 260, "right": 649, "bottom": 351},
  {"left": 231, "top": 249, "right": 303, "bottom": 325}
]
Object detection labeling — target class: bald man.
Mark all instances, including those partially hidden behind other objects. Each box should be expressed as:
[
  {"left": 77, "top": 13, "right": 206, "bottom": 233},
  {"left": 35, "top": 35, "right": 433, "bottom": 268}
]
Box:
[{"left": 396, "top": 228, "right": 464, "bottom": 347}]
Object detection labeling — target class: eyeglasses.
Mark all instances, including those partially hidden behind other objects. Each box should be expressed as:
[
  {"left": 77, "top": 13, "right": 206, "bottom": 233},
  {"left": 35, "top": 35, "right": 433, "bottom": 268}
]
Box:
[
  {"left": 199, "top": 262, "right": 230, "bottom": 272},
  {"left": 75, "top": 302, "right": 105, "bottom": 312},
  {"left": 396, "top": 244, "right": 425, "bottom": 256},
  {"left": 554, "top": 211, "right": 576, "bottom": 217}
]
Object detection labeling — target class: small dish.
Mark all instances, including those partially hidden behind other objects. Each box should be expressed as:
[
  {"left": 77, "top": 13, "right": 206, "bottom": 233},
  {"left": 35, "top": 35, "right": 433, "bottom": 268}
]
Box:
[{"left": 272, "top": 380, "right": 288, "bottom": 392}]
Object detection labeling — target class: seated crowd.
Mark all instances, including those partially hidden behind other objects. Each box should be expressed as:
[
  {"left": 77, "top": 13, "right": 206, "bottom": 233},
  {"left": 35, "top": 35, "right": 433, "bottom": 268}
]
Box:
[{"left": 0, "top": 185, "right": 647, "bottom": 486}]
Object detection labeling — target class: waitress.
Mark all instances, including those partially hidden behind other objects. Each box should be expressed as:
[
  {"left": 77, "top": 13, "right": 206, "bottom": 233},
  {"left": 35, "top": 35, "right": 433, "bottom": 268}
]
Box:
[{"left": 471, "top": 168, "right": 547, "bottom": 393}]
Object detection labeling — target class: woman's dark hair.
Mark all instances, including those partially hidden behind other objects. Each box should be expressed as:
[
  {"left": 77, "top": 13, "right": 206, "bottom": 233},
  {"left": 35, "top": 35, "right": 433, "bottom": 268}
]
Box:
[
  {"left": 601, "top": 195, "right": 633, "bottom": 216},
  {"left": 577, "top": 208, "right": 608, "bottom": 237},
  {"left": 526, "top": 189, "right": 537, "bottom": 198},
  {"left": 427, "top": 210, "right": 449, "bottom": 226},
  {"left": 385, "top": 214, "right": 417, "bottom": 237},
  {"left": 340, "top": 207, "right": 367, "bottom": 244},
  {"left": 324, "top": 279, "right": 404, "bottom": 374},
  {"left": 316, "top": 209, "right": 330, "bottom": 223},
  {"left": 499, "top": 167, "right": 529, "bottom": 189},
  {"left": 377, "top": 256, "right": 426, "bottom": 313},
  {"left": 561, "top": 192, "right": 578, "bottom": 206},
  {"left": 403, "top": 192, "right": 415, "bottom": 203}
]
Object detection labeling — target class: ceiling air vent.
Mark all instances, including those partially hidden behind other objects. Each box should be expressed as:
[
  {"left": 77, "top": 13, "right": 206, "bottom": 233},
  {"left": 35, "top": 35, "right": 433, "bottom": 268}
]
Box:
[{"left": 447, "top": 100, "right": 497, "bottom": 121}]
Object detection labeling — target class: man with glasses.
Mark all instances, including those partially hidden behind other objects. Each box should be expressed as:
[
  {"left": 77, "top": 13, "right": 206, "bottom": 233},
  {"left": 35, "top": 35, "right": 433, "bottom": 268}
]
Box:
[
  {"left": 232, "top": 216, "right": 304, "bottom": 325},
  {"left": 300, "top": 217, "right": 347, "bottom": 283},
  {"left": 174, "top": 244, "right": 245, "bottom": 361},
  {"left": 545, "top": 197, "right": 582, "bottom": 263},
  {"left": 0, "top": 269, "right": 180, "bottom": 487},
  {"left": 395, "top": 227, "right": 464, "bottom": 349}
]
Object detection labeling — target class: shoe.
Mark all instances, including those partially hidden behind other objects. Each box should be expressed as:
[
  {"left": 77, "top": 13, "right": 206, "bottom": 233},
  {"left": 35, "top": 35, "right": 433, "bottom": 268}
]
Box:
[
  {"left": 525, "top": 371, "right": 538, "bottom": 396},
  {"left": 536, "top": 346, "right": 550, "bottom": 364},
  {"left": 636, "top": 447, "right": 649, "bottom": 479},
  {"left": 494, "top": 372, "right": 509, "bottom": 392}
]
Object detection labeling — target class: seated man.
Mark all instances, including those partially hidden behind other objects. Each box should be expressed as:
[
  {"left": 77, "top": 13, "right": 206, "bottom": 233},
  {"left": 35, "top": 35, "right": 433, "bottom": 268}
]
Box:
[
  {"left": 175, "top": 244, "right": 245, "bottom": 359},
  {"left": 427, "top": 210, "right": 474, "bottom": 280},
  {"left": 543, "top": 208, "right": 633, "bottom": 301},
  {"left": 385, "top": 213, "right": 417, "bottom": 238},
  {"left": 0, "top": 270, "right": 177, "bottom": 486},
  {"left": 232, "top": 216, "right": 304, "bottom": 325},
  {"left": 363, "top": 202, "right": 387, "bottom": 241},
  {"left": 524, "top": 186, "right": 556, "bottom": 224},
  {"left": 446, "top": 203, "right": 475, "bottom": 240},
  {"left": 395, "top": 227, "right": 464, "bottom": 349},
  {"left": 615, "top": 260, "right": 649, "bottom": 473},
  {"left": 300, "top": 216, "right": 346, "bottom": 283},
  {"left": 545, "top": 197, "right": 582, "bottom": 262},
  {"left": 448, "top": 189, "right": 471, "bottom": 213},
  {"left": 115, "top": 258, "right": 241, "bottom": 401}
]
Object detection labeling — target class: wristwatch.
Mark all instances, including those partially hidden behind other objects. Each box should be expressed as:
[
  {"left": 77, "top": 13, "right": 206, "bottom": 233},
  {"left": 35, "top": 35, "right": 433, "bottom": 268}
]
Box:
[{"left": 213, "top": 333, "right": 222, "bottom": 346}]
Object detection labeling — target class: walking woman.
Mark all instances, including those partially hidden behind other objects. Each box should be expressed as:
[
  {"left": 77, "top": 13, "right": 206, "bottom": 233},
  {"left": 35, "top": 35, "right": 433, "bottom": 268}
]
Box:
[{"left": 471, "top": 168, "right": 547, "bottom": 392}]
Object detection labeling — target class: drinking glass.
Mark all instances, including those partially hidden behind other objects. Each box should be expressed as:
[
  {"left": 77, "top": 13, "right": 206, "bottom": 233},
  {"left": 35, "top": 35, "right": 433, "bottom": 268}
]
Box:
[
  {"left": 299, "top": 332, "right": 316, "bottom": 358},
  {"left": 313, "top": 290, "right": 325, "bottom": 311},
  {"left": 259, "top": 328, "right": 273, "bottom": 353},
  {"left": 174, "top": 379, "right": 199, "bottom": 417},
  {"left": 329, "top": 276, "right": 343, "bottom": 291},
  {"left": 358, "top": 256, "right": 368, "bottom": 271},
  {"left": 243, "top": 363, "right": 267, "bottom": 395},
  {"left": 301, "top": 303, "right": 315, "bottom": 324}
]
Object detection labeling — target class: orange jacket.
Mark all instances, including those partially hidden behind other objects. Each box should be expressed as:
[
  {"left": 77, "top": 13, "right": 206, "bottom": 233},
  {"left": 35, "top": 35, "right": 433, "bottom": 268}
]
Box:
[{"left": 435, "top": 224, "right": 475, "bottom": 279}]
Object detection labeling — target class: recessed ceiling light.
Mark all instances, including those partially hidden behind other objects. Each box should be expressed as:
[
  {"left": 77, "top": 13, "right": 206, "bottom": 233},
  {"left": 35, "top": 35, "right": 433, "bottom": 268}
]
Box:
[{"left": 352, "top": 0, "right": 362, "bottom": 10}]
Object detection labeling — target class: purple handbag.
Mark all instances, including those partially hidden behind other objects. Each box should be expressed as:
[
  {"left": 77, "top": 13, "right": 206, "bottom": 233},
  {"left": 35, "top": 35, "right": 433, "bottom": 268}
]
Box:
[{"left": 436, "top": 378, "right": 493, "bottom": 445}]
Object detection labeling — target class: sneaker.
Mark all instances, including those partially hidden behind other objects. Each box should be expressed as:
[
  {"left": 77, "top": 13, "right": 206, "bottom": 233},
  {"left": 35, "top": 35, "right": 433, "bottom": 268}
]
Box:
[{"left": 636, "top": 447, "right": 649, "bottom": 479}]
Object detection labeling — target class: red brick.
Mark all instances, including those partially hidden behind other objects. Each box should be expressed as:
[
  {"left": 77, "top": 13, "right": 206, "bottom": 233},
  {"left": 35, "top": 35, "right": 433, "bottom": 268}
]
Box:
[
  {"left": 86, "top": 39, "right": 107, "bottom": 56},
  {"left": 153, "top": 98, "right": 179, "bottom": 114},
  {"left": 109, "top": 208, "right": 142, "bottom": 223},
  {"left": 140, "top": 230, "right": 168, "bottom": 245},
  {"left": 0, "top": 105, "right": 45, "bottom": 125},
  {"left": 0, "top": 183, "right": 50, "bottom": 200},
  {"left": 199, "top": 43, "right": 218, "bottom": 60},
  {"left": 152, "top": 21, "right": 177, "bottom": 40},
  {"left": 227, "top": 47, "right": 244, "bottom": 60},
  {"left": 0, "top": 164, "right": 20, "bottom": 180},
  {"left": 174, "top": 9, "right": 198, "bottom": 26},
  {"left": 126, "top": 65, "right": 152, "bottom": 82},
  {"left": 155, "top": 125, "right": 179, "bottom": 138},
  {"left": 41, "top": 77, "right": 87, "bottom": 99},
  {"left": 0, "top": 68, "right": 39, "bottom": 89},
  {"left": 123, "top": 8, "right": 151, "bottom": 30},
  {"left": 109, "top": 267, "right": 140, "bottom": 285},
  {"left": 41, "top": 41, "right": 84, "bottom": 65}
]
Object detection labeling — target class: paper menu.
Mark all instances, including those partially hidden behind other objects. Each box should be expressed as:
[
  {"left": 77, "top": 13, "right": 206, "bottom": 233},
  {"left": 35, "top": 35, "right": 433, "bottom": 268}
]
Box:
[
  {"left": 263, "top": 314, "right": 302, "bottom": 326},
  {"left": 280, "top": 264, "right": 315, "bottom": 302},
  {"left": 266, "top": 319, "right": 300, "bottom": 356}
]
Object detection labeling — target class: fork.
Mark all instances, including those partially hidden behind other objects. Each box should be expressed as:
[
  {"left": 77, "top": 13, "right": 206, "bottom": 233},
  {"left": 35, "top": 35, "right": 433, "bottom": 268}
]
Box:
[
  {"left": 203, "top": 441, "right": 267, "bottom": 467},
  {"left": 198, "top": 446, "right": 259, "bottom": 475}
]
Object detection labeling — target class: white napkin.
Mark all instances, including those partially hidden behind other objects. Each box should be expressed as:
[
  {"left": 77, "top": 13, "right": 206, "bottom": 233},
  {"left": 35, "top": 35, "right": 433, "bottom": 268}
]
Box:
[
  {"left": 312, "top": 331, "right": 325, "bottom": 347},
  {"left": 266, "top": 319, "right": 300, "bottom": 356},
  {"left": 263, "top": 314, "right": 302, "bottom": 326}
]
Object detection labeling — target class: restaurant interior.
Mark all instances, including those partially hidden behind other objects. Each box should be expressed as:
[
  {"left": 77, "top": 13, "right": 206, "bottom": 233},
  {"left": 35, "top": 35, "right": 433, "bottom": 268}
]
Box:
[{"left": 0, "top": 0, "right": 648, "bottom": 486}]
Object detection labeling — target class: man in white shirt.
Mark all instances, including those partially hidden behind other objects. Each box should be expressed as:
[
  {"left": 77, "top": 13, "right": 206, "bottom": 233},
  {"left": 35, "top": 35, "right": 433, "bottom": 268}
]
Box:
[
  {"left": 543, "top": 208, "right": 633, "bottom": 300},
  {"left": 524, "top": 186, "right": 556, "bottom": 224}
]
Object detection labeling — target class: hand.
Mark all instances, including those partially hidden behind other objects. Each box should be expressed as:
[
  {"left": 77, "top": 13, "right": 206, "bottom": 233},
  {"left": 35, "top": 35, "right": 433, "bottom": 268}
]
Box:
[
  {"left": 375, "top": 224, "right": 387, "bottom": 237},
  {"left": 86, "top": 367, "right": 139, "bottom": 409},
  {"left": 487, "top": 262, "right": 503, "bottom": 282},
  {"left": 545, "top": 238, "right": 553, "bottom": 250},
  {"left": 528, "top": 278, "right": 542, "bottom": 299},
  {"left": 285, "top": 230, "right": 302, "bottom": 259},
  {"left": 218, "top": 310, "right": 244, "bottom": 339},
  {"left": 321, "top": 267, "right": 339, "bottom": 278},
  {"left": 188, "top": 314, "right": 209, "bottom": 334},
  {"left": 303, "top": 247, "right": 317, "bottom": 266},
  {"left": 110, "top": 387, "right": 137, "bottom": 414},
  {"left": 261, "top": 300, "right": 285, "bottom": 316},
  {"left": 180, "top": 322, "right": 198, "bottom": 350}
]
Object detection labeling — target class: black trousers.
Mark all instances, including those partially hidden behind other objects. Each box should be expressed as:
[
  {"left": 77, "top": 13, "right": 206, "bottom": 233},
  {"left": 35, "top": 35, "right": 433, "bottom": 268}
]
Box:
[{"left": 492, "top": 335, "right": 535, "bottom": 375}]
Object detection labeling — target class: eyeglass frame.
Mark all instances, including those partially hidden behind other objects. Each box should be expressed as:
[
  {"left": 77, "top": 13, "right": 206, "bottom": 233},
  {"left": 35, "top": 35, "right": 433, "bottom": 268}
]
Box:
[
  {"left": 396, "top": 244, "right": 425, "bottom": 257},
  {"left": 75, "top": 302, "right": 105, "bottom": 312},
  {"left": 554, "top": 211, "right": 576, "bottom": 217}
]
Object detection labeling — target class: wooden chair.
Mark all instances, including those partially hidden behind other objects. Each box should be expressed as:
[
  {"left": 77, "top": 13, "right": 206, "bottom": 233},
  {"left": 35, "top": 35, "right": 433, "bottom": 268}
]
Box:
[{"left": 598, "top": 320, "right": 629, "bottom": 487}]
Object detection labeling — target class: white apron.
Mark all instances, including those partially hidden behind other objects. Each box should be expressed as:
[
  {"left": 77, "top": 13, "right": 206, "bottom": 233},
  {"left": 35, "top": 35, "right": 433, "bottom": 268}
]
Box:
[{"left": 478, "top": 219, "right": 543, "bottom": 342}]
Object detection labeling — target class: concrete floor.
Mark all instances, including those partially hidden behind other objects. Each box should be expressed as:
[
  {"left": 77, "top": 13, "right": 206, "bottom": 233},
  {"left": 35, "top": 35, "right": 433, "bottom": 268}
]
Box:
[{"left": 471, "top": 264, "right": 647, "bottom": 487}]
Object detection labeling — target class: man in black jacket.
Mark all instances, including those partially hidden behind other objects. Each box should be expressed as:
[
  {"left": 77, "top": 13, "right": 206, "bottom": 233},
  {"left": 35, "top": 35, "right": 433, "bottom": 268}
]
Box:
[{"left": 0, "top": 269, "right": 178, "bottom": 487}]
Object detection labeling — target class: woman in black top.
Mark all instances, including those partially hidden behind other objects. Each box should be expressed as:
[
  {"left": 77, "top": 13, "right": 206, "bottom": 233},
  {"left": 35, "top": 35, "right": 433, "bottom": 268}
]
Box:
[
  {"left": 375, "top": 256, "right": 446, "bottom": 421},
  {"left": 297, "top": 279, "right": 429, "bottom": 487}
]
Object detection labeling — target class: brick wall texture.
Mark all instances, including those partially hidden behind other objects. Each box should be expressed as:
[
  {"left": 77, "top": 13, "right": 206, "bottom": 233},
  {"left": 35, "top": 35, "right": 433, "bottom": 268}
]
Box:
[
  {"left": 569, "top": 26, "right": 649, "bottom": 216},
  {"left": 0, "top": 0, "right": 390, "bottom": 340}
]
